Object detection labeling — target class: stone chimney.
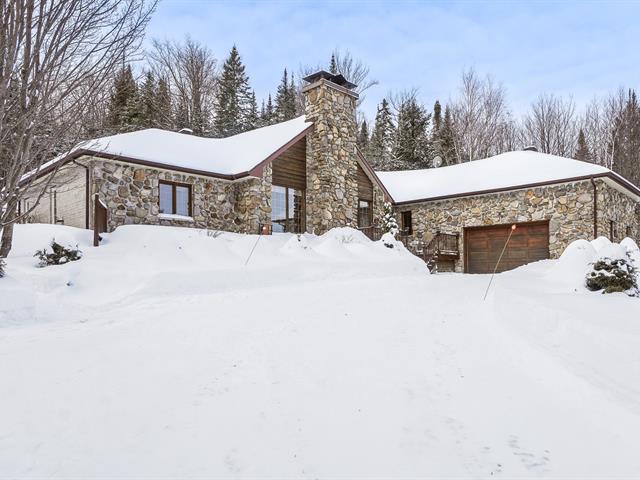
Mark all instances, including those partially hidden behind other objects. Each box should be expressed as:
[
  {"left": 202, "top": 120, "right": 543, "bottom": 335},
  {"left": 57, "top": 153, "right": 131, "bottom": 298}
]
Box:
[{"left": 302, "top": 71, "right": 359, "bottom": 234}]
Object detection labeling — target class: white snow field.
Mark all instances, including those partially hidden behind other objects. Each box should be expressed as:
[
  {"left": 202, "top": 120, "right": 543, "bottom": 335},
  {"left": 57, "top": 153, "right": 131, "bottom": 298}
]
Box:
[{"left": 1, "top": 224, "right": 640, "bottom": 478}]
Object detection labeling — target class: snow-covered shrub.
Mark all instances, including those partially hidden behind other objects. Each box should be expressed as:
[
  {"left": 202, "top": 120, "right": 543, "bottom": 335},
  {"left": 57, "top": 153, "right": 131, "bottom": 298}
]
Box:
[
  {"left": 585, "top": 257, "right": 637, "bottom": 294},
  {"left": 34, "top": 240, "right": 82, "bottom": 268},
  {"left": 0, "top": 258, "right": 5, "bottom": 278},
  {"left": 381, "top": 202, "right": 398, "bottom": 237},
  {"left": 381, "top": 232, "right": 397, "bottom": 249}
]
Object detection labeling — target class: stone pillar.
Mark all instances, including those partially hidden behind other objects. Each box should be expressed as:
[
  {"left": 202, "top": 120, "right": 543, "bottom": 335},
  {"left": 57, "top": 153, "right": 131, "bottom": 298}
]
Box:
[{"left": 303, "top": 78, "right": 359, "bottom": 234}]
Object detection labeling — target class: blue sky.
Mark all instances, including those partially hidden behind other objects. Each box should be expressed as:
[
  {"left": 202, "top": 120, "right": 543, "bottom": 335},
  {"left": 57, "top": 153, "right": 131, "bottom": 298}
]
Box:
[{"left": 146, "top": 0, "right": 640, "bottom": 120}]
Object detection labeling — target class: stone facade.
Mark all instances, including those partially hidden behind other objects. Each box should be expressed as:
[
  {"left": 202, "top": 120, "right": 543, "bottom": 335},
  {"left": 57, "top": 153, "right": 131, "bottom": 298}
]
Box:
[
  {"left": 303, "top": 79, "right": 360, "bottom": 234},
  {"left": 88, "top": 157, "right": 270, "bottom": 234},
  {"left": 596, "top": 180, "right": 640, "bottom": 242},
  {"left": 396, "top": 180, "right": 600, "bottom": 272}
]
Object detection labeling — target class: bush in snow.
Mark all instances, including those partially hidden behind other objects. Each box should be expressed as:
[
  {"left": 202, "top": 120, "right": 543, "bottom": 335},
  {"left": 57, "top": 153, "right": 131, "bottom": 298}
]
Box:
[
  {"left": 381, "top": 202, "right": 398, "bottom": 237},
  {"left": 0, "top": 258, "right": 5, "bottom": 278},
  {"left": 381, "top": 232, "right": 397, "bottom": 249},
  {"left": 34, "top": 240, "right": 82, "bottom": 268},
  {"left": 585, "top": 257, "right": 637, "bottom": 294}
]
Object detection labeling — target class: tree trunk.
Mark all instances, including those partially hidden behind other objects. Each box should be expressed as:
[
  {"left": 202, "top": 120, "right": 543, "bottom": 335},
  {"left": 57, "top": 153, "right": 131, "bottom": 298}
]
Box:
[{"left": 0, "top": 221, "right": 15, "bottom": 258}]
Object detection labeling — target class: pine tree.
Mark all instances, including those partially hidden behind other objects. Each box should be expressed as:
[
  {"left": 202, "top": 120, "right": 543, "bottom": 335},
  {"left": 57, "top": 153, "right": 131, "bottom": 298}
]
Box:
[
  {"left": 155, "top": 77, "right": 173, "bottom": 130},
  {"left": 432, "top": 100, "right": 442, "bottom": 134},
  {"left": 369, "top": 99, "right": 395, "bottom": 169},
  {"left": 329, "top": 53, "right": 338, "bottom": 74},
  {"left": 381, "top": 202, "right": 399, "bottom": 236},
  {"left": 611, "top": 89, "right": 640, "bottom": 187},
  {"left": 574, "top": 128, "right": 591, "bottom": 162},
  {"left": 263, "top": 93, "right": 275, "bottom": 125},
  {"left": 357, "top": 119, "right": 370, "bottom": 153},
  {"left": 246, "top": 91, "right": 259, "bottom": 130},
  {"left": 214, "top": 45, "right": 252, "bottom": 137},
  {"left": 393, "top": 97, "right": 433, "bottom": 170},
  {"left": 139, "top": 71, "right": 157, "bottom": 128},
  {"left": 275, "top": 69, "right": 297, "bottom": 122},
  {"left": 437, "top": 105, "right": 456, "bottom": 166},
  {"left": 107, "top": 65, "right": 140, "bottom": 133}
]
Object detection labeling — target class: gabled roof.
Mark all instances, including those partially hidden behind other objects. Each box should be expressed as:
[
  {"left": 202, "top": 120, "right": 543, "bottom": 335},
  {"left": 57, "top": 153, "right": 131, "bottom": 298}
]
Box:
[
  {"left": 376, "top": 151, "right": 640, "bottom": 204},
  {"left": 41, "top": 116, "right": 313, "bottom": 180}
]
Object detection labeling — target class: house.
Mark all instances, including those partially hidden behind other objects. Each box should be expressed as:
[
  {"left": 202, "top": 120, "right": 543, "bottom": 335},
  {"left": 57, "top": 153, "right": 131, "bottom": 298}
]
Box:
[
  {"left": 378, "top": 152, "right": 640, "bottom": 273},
  {"left": 24, "top": 71, "right": 640, "bottom": 273}
]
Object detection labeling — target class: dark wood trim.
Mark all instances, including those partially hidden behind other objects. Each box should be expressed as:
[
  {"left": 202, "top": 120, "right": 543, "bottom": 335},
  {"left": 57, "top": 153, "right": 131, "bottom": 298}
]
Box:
[
  {"left": 463, "top": 219, "right": 550, "bottom": 273},
  {"left": 159, "top": 180, "right": 193, "bottom": 216},
  {"left": 248, "top": 124, "right": 314, "bottom": 178},
  {"left": 394, "top": 172, "right": 640, "bottom": 206},
  {"left": 355, "top": 147, "right": 394, "bottom": 203}
]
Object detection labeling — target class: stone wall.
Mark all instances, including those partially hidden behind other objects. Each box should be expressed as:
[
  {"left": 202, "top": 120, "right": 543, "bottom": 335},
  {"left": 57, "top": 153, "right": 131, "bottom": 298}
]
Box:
[
  {"left": 396, "top": 180, "right": 598, "bottom": 272},
  {"left": 596, "top": 179, "right": 640, "bottom": 242},
  {"left": 303, "top": 79, "right": 360, "bottom": 234},
  {"left": 89, "top": 157, "right": 271, "bottom": 234}
]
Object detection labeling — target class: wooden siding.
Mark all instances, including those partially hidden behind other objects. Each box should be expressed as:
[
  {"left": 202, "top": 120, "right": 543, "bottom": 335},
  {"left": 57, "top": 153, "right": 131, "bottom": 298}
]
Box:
[
  {"left": 464, "top": 221, "right": 549, "bottom": 274},
  {"left": 272, "top": 137, "right": 306, "bottom": 191},
  {"left": 357, "top": 163, "right": 373, "bottom": 201}
]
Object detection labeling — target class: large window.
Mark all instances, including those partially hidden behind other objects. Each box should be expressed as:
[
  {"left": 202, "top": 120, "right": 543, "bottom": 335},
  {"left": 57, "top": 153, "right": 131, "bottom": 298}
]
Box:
[
  {"left": 159, "top": 181, "right": 191, "bottom": 216},
  {"left": 358, "top": 199, "right": 372, "bottom": 228},
  {"left": 271, "top": 185, "right": 304, "bottom": 233}
]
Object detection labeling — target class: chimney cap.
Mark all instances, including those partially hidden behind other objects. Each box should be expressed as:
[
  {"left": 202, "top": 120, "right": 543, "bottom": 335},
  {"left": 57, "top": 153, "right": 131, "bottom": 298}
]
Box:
[
  {"left": 523, "top": 145, "right": 538, "bottom": 152},
  {"left": 302, "top": 70, "right": 357, "bottom": 90}
]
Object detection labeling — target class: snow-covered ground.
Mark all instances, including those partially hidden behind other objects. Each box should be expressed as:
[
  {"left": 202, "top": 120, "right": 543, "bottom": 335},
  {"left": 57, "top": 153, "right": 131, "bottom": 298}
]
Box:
[{"left": 1, "top": 224, "right": 640, "bottom": 478}]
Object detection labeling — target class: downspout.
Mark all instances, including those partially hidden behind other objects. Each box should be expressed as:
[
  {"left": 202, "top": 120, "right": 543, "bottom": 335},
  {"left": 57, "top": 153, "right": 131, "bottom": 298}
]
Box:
[
  {"left": 591, "top": 177, "right": 598, "bottom": 239},
  {"left": 72, "top": 159, "right": 90, "bottom": 229}
]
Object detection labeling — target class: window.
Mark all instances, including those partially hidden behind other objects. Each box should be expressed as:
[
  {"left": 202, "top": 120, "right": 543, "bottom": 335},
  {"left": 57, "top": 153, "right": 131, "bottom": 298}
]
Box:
[
  {"left": 401, "top": 211, "right": 413, "bottom": 235},
  {"left": 609, "top": 220, "right": 617, "bottom": 242},
  {"left": 159, "top": 181, "right": 191, "bottom": 216},
  {"left": 358, "top": 200, "right": 372, "bottom": 228},
  {"left": 626, "top": 226, "right": 633, "bottom": 238},
  {"left": 271, "top": 185, "right": 304, "bottom": 233}
]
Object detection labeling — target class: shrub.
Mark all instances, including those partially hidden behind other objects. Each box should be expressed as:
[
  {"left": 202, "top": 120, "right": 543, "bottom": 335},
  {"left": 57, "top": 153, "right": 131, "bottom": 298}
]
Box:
[
  {"left": 381, "top": 202, "right": 399, "bottom": 237},
  {"left": 0, "top": 258, "right": 5, "bottom": 278},
  {"left": 585, "top": 257, "right": 637, "bottom": 294},
  {"left": 34, "top": 240, "right": 82, "bottom": 268}
]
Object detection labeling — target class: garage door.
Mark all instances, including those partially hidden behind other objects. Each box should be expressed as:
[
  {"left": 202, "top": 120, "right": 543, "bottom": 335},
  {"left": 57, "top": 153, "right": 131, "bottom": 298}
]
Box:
[{"left": 465, "top": 221, "right": 549, "bottom": 274}]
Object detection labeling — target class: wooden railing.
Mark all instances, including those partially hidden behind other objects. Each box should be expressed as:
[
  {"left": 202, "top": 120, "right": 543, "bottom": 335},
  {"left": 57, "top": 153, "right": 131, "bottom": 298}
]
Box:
[
  {"left": 93, "top": 194, "right": 108, "bottom": 247},
  {"left": 422, "top": 231, "right": 460, "bottom": 272}
]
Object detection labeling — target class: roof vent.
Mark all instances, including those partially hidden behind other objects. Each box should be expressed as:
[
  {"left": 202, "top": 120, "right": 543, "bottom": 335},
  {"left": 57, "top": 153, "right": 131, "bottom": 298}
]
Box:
[
  {"left": 178, "top": 128, "right": 193, "bottom": 135},
  {"left": 302, "top": 70, "right": 357, "bottom": 90},
  {"left": 523, "top": 145, "right": 538, "bottom": 152}
]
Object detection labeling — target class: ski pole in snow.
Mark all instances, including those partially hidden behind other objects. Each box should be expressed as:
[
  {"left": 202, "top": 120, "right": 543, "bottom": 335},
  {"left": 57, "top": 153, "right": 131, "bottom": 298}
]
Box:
[{"left": 483, "top": 224, "right": 516, "bottom": 301}]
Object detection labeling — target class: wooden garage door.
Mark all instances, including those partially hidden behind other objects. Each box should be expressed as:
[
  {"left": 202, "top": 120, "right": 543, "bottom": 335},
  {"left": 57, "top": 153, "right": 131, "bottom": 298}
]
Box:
[{"left": 465, "top": 221, "right": 549, "bottom": 274}]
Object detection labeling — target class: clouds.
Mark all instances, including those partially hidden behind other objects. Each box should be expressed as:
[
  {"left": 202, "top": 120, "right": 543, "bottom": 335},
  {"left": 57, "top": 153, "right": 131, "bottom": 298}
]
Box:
[{"left": 146, "top": 1, "right": 640, "bottom": 119}]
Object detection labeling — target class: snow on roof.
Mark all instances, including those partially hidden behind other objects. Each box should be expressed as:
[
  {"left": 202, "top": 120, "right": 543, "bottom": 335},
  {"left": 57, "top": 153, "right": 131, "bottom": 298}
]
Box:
[
  {"left": 75, "top": 116, "right": 312, "bottom": 176},
  {"left": 376, "top": 151, "right": 615, "bottom": 203}
]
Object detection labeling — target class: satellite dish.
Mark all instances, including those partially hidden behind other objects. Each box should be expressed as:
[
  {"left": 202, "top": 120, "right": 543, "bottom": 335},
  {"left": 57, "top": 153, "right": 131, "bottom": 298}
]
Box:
[{"left": 432, "top": 155, "right": 443, "bottom": 168}]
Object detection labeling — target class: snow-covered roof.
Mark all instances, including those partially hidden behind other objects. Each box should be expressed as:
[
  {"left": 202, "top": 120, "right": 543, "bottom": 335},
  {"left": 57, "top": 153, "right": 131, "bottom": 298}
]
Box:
[
  {"left": 376, "top": 151, "right": 631, "bottom": 203},
  {"left": 74, "top": 116, "right": 312, "bottom": 177}
]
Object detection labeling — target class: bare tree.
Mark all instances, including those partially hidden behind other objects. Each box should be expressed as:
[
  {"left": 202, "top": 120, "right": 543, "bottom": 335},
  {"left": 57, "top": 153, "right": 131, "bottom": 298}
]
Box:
[
  {"left": 0, "top": 0, "right": 156, "bottom": 259},
  {"left": 148, "top": 37, "right": 217, "bottom": 135},
  {"left": 300, "top": 49, "right": 378, "bottom": 107},
  {"left": 522, "top": 94, "right": 578, "bottom": 157},
  {"left": 450, "top": 68, "right": 510, "bottom": 162}
]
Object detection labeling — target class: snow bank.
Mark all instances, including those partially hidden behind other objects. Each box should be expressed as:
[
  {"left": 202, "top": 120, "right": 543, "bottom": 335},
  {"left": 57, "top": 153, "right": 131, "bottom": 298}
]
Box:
[{"left": 546, "top": 236, "right": 639, "bottom": 292}]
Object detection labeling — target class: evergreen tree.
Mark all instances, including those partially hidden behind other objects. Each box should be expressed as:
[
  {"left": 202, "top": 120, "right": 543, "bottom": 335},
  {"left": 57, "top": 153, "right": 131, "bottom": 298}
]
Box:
[
  {"left": 155, "top": 77, "right": 173, "bottom": 130},
  {"left": 574, "top": 128, "right": 591, "bottom": 162},
  {"left": 107, "top": 65, "right": 140, "bottom": 133},
  {"left": 393, "top": 96, "right": 433, "bottom": 170},
  {"left": 262, "top": 93, "right": 275, "bottom": 125},
  {"left": 381, "top": 202, "right": 399, "bottom": 236},
  {"left": 611, "top": 89, "right": 640, "bottom": 187},
  {"left": 436, "top": 105, "right": 456, "bottom": 166},
  {"left": 357, "top": 119, "right": 370, "bottom": 153},
  {"left": 275, "top": 69, "right": 297, "bottom": 121},
  {"left": 329, "top": 53, "right": 338, "bottom": 74},
  {"left": 246, "top": 91, "right": 259, "bottom": 130},
  {"left": 139, "top": 71, "right": 157, "bottom": 128},
  {"left": 214, "top": 45, "right": 252, "bottom": 137},
  {"left": 432, "top": 100, "right": 442, "bottom": 134},
  {"left": 369, "top": 98, "right": 395, "bottom": 169}
]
